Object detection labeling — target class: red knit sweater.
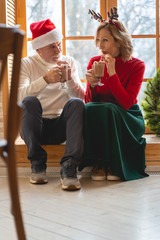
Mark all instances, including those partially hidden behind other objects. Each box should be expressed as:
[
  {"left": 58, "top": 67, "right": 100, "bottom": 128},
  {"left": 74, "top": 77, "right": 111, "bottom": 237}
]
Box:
[{"left": 85, "top": 56, "right": 145, "bottom": 110}]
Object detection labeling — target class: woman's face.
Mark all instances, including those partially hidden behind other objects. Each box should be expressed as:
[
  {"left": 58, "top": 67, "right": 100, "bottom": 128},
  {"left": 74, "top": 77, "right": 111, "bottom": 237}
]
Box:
[{"left": 96, "top": 28, "right": 120, "bottom": 58}]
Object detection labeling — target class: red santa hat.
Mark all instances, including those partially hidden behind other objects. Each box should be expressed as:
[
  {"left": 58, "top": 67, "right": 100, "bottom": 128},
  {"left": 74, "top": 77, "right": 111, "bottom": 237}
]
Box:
[{"left": 30, "top": 19, "right": 62, "bottom": 50}]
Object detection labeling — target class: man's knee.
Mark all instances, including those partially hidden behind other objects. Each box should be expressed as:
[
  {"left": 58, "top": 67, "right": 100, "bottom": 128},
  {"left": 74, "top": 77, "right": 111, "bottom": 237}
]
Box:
[
  {"left": 68, "top": 98, "right": 84, "bottom": 112},
  {"left": 22, "top": 96, "right": 40, "bottom": 106},
  {"left": 22, "top": 96, "right": 42, "bottom": 113}
]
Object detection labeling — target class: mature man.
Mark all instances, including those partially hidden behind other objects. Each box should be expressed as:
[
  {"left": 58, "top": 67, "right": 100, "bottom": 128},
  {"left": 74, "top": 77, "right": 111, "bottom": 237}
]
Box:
[{"left": 18, "top": 19, "right": 85, "bottom": 190}]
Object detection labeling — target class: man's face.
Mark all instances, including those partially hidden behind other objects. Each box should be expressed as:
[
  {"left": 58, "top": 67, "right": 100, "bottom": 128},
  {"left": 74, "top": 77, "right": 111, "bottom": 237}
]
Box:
[{"left": 37, "top": 42, "right": 62, "bottom": 64}]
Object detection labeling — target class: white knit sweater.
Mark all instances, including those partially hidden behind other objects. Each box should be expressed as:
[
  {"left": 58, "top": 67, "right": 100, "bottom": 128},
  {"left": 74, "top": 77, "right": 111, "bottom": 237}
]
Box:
[{"left": 18, "top": 53, "right": 85, "bottom": 118}]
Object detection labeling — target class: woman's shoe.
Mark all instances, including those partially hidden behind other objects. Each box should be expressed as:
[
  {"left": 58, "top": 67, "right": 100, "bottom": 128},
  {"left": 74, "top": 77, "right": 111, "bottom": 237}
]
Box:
[
  {"left": 91, "top": 165, "right": 106, "bottom": 181},
  {"left": 107, "top": 171, "right": 121, "bottom": 181}
]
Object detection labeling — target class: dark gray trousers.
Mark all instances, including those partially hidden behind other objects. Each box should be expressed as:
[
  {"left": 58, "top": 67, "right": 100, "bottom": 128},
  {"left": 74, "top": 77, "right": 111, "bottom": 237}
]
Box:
[{"left": 20, "top": 96, "right": 84, "bottom": 173}]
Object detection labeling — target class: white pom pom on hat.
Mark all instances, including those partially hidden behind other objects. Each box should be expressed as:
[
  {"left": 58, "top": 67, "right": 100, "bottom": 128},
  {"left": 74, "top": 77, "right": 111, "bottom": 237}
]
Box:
[{"left": 30, "top": 19, "right": 62, "bottom": 50}]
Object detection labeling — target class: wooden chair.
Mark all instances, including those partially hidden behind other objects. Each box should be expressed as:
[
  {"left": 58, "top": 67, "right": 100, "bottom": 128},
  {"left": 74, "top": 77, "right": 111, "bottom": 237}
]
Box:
[{"left": 0, "top": 25, "right": 26, "bottom": 239}]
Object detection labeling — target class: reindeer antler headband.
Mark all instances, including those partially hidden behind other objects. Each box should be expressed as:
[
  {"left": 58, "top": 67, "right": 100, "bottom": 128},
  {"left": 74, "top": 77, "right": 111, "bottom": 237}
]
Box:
[{"left": 88, "top": 7, "right": 121, "bottom": 31}]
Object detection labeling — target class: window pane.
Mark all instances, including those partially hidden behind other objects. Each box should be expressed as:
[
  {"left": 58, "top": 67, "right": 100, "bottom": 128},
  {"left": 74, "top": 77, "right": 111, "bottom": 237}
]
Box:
[
  {"left": 65, "top": 0, "right": 100, "bottom": 36},
  {"left": 118, "top": 0, "right": 156, "bottom": 35},
  {"left": 66, "top": 40, "right": 100, "bottom": 78},
  {"left": 132, "top": 38, "right": 156, "bottom": 78},
  {"left": 137, "top": 82, "right": 147, "bottom": 110},
  {"left": 26, "top": 0, "right": 62, "bottom": 38},
  {"left": 27, "top": 41, "right": 35, "bottom": 56}
]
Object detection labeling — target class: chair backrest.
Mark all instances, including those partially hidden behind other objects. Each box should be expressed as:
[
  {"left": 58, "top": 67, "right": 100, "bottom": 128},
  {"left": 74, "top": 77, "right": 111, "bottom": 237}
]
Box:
[{"left": 0, "top": 24, "right": 24, "bottom": 146}]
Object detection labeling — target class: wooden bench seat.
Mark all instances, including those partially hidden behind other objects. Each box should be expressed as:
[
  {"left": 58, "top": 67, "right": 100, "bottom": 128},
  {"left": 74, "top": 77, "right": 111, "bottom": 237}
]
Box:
[
  {"left": 144, "top": 134, "right": 160, "bottom": 167},
  {"left": 15, "top": 137, "right": 65, "bottom": 167},
  {"left": 15, "top": 134, "right": 160, "bottom": 168}
]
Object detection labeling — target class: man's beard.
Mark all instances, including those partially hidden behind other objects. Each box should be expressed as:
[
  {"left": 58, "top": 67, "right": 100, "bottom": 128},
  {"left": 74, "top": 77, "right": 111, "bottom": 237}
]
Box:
[{"left": 50, "top": 54, "right": 61, "bottom": 64}]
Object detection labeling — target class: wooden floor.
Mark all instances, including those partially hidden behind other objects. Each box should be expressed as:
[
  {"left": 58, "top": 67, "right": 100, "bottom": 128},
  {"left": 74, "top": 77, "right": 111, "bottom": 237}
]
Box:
[{"left": 0, "top": 175, "right": 160, "bottom": 240}]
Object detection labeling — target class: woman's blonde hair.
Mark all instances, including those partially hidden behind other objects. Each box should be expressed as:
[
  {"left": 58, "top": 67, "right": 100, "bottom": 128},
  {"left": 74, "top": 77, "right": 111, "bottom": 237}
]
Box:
[{"left": 95, "top": 20, "right": 133, "bottom": 62}]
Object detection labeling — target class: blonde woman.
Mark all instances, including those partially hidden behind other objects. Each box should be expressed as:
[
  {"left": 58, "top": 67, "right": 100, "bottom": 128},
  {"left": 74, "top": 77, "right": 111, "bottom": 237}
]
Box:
[{"left": 79, "top": 8, "right": 149, "bottom": 181}]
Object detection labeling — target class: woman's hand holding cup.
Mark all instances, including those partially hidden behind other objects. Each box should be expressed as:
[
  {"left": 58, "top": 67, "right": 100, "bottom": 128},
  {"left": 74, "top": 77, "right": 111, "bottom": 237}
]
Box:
[{"left": 86, "top": 69, "right": 98, "bottom": 88}]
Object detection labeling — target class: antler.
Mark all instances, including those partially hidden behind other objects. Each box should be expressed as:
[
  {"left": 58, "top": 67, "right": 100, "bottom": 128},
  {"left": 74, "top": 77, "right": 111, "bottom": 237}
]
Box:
[
  {"left": 88, "top": 7, "right": 120, "bottom": 30},
  {"left": 88, "top": 9, "right": 104, "bottom": 22},
  {"left": 107, "top": 7, "right": 119, "bottom": 21}
]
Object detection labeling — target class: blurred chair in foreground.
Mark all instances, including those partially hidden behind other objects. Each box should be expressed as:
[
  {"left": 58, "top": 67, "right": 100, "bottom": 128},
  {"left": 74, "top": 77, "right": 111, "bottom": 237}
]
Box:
[{"left": 0, "top": 24, "right": 26, "bottom": 239}]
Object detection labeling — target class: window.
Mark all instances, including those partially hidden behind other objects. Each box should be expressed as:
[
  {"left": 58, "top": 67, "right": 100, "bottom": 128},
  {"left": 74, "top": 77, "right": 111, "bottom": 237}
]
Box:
[
  {"left": 26, "top": 0, "right": 102, "bottom": 79},
  {"left": 17, "top": 0, "right": 159, "bottom": 81},
  {"left": 118, "top": 0, "right": 159, "bottom": 79},
  {"left": 117, "top": 0, "right": 159, "bottom": 104}
]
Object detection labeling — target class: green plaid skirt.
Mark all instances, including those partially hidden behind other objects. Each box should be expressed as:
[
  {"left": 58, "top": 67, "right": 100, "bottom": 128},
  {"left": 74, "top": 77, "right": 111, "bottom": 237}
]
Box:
[{"left": 79, "top": 102, "right": 149, "bottom": 180}]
